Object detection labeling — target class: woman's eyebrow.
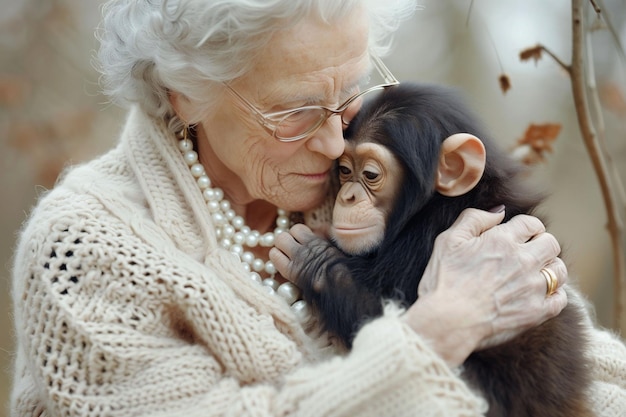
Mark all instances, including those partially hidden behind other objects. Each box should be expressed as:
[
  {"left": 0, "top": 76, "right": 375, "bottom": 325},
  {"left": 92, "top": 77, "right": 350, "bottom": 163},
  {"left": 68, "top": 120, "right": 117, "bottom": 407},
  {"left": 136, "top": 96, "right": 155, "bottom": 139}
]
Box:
[{"left": 263, "top": 65, "right": 373, "bottom": 109}]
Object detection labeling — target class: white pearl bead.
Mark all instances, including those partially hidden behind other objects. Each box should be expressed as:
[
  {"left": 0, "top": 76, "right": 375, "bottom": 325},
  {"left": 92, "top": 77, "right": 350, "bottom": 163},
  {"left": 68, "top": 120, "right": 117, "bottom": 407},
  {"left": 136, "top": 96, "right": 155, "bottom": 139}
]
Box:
[
  {"left": 263, "top": 285, "right": 275, "bottom": 296},
  {"left": 232, "top": 216, "right": 244, "bottom": 230},
  {"left": 264, "top": 261, "right": 276, "bottom": 275},
  {"left": 277, "top": 208, "right": 287, "bottom": 216},
  {"left": 197, "top": 175, "right": 211, "bottom": 189},
  {"left": 242, "top": 263, "right": 251, "bottom": 272},
  {"left": 252, "top": 258, "right": 265, "bottom": 272},
  {"left": 291, "top": 300, "right": 311, "bottom": 322},
  {"left": 241, "top": 251, "right": 255, "bottom": 265},
  {"left": 190, "top": 163, "right": 205, "bottom": 177},
  {"left": 249, "top": 272, "right": 262, "bottom": 284},
  {"left": 241, "top": 226, "right": 251, "bottom": 236},
  {"left": 184, "top": 150, "right": 198, "bottom": 165},
  {"left": 225, "top": 209, "right": 236, "bottom": 220},
  {"left": 230, "top": 244, "right": 243, "bottom": 256},
  {"left": 219, "top": 200, "right": 230, "bottom": 211},
  {"left": 215, "top": 228, "right": 222, "bottom": 239},
  {"left": 212, "top": 212, "right": 227, "bottom": 226},
  {"left": 277, "top": 282, "right": 300, "bottom": 305},
  {"left": 260, "top": 232, "right": 275, "bottom": 247},
  {"left": 206, "top": 201, "right": 220, "bottom": 213},
  {"left": 207, "top": 200, "right": 220, "bottom": 213},
  {"left": 178, "top": 139, "right": 192, "bottom": 152},
  {"left": 220, "top": 238, "right": 232, "bottom": 249},
  {"left": 245, "top": 233, "right": 259, "bottom": 247},
  {"left": 203, "top": 188, "right": 215, "bottom": 201},
  {"left": 213, "top": 188, "right": 224, "bottom": 201},
  {"left": 222, "top": 224, "right": 235, "bottom": 238},
  {"left": 276, "top": 216, "right": 290, "bottom": 229},
  {"left": 233, "top": 232, "right": 245, "bottom": 245},
  {"left": 262, "top": 277, "right": 280, "bottom": 291}
]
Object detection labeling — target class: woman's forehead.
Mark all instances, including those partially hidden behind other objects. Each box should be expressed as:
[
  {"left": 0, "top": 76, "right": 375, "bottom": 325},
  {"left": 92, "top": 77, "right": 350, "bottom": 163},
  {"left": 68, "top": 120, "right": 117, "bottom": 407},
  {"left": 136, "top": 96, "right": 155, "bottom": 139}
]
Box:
[{"left": 238, "top": 10, "right": 370, "bottom": 105}]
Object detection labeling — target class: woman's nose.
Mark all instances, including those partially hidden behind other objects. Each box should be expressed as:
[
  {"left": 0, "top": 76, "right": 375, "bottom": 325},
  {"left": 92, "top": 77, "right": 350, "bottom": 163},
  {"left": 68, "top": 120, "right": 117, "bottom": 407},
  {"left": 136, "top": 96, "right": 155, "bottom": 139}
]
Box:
[{"left": 305, "top": 116, "right": 345, "bottom": 159}]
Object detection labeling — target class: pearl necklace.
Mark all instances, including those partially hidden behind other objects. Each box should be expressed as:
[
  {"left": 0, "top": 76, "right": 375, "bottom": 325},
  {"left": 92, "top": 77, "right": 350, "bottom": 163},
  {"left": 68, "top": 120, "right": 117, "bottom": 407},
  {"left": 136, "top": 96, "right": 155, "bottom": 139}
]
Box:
[{"left": 178, "top": 132, "right": 311, "bottom": 323}]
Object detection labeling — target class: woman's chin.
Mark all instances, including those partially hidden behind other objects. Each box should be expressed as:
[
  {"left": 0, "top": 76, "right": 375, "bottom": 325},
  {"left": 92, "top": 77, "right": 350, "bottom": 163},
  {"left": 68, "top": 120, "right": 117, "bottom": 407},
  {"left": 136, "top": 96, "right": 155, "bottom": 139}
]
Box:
[{"left": 278, "top": 186, "right": 329, "bottom": 213}]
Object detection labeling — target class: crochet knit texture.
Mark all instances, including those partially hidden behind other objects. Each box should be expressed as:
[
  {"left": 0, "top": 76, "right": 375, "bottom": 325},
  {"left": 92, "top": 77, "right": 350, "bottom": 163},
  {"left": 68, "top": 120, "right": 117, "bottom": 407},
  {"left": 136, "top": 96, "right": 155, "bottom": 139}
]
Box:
[{"left": 11, "top": 107, "right": 626, "bottom": 417}]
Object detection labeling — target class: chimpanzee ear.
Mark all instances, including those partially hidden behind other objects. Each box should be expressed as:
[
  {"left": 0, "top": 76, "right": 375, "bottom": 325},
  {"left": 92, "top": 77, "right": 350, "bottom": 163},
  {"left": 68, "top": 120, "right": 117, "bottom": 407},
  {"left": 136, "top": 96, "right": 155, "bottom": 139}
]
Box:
[{"left": 436, "top": 133, "right": 486, "bottom": 197}]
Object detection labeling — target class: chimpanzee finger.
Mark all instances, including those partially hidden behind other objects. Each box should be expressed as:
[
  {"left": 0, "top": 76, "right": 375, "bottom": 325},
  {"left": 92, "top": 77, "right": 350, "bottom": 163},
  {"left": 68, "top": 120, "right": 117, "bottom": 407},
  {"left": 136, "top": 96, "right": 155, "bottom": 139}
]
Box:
[
  {"left": 274, "top": 228, "right": 302, "bottom": 259},
  {"left": 287, "top": 223, "right": 319, "bottom": 244},
  {"left": 271, "top": 226, "right": 316, "bottom": 283},
  {"left": 268, "top": 247, "right": 295, "bottom": 282}
]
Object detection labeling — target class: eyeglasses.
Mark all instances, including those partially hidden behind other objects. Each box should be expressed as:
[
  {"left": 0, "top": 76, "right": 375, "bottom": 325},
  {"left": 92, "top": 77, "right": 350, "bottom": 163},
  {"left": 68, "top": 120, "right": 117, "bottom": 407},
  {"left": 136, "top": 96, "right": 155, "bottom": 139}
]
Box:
[{"left": 223, "top": 54, "right": 399, "bottom": 142}]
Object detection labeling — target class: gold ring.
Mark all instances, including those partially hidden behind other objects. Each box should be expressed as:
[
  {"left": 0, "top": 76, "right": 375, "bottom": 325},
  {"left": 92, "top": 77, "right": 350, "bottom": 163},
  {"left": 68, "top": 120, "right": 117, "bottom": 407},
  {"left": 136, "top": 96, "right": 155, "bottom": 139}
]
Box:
[{"left": 540, "top": 267, "right": 558, "bottom": 296}]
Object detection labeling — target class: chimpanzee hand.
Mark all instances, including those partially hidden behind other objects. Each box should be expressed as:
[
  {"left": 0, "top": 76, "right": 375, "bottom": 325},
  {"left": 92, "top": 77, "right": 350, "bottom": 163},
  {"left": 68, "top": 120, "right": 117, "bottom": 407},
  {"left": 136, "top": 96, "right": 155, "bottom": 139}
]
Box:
[
  {"left": 270, "top": 224, "right": 384, "bottom": 347},
  {"left": 270, "top": 224, "right": 338, "bottom": 291},
  {"left": 402, "top": 207, "right": 568, "bottom": 367}
]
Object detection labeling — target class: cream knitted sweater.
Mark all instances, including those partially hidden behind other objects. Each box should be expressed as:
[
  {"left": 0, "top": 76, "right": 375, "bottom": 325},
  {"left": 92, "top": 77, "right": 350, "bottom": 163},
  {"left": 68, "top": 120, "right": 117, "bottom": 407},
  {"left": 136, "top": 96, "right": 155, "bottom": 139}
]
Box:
[{"left": 11, "top": 107, "right": 626, "bottom": 417}]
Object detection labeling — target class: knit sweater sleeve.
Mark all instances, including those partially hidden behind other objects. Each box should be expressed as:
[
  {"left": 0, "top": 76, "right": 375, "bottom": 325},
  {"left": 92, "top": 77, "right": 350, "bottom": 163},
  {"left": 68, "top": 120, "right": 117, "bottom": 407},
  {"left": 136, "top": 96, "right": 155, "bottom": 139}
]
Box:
[
  {"left": 586, "top": 327, "right": 626, "bottom": 417},
  {"left": 11, "top": 181, "right": 487, "bottom": 417},
  {"left": 579, "top": 297, "right": 626, "bottom": 417}
]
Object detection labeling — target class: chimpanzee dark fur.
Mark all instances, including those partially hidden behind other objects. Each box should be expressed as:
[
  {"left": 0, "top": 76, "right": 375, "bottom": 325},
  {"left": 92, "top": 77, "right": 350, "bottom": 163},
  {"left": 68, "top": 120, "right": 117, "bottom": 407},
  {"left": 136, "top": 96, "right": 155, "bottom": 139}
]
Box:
[{"left": 291, "top": 83, "right": 592, "bottom": 417}]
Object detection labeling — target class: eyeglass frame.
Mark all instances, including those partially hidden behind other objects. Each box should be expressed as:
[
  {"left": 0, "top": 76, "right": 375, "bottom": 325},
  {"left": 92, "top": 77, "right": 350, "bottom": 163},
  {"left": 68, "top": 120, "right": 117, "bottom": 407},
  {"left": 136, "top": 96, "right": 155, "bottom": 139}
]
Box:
[{"left": 223, "top": 53, "right": 399, "bottom": 143}]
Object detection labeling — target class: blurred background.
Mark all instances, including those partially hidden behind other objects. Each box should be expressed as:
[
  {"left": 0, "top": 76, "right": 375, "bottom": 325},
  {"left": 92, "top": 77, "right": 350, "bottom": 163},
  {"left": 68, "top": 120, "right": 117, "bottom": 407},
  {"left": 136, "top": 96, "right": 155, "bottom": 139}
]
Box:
[{"left": 0, "top": 1, "right": 624, "bottom": 415}]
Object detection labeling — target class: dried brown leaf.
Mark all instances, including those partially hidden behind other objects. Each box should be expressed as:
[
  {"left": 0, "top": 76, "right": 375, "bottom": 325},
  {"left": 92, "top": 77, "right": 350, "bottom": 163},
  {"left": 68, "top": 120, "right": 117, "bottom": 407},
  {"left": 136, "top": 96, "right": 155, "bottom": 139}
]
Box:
[
  {"left": 600, "top": 83, "right": 626, "bottom": 117},
  {"left": 510, "top": 144, "right": 544, "bottom": 166},
  {"left": 520, "top": 45, "right": 544, "bottom": 64},
  {"left": 499, "top": 74, "right": 511, "bottom": 94},
  {"left": 512, "top": 123, "right": 562, "bottom": 165}
]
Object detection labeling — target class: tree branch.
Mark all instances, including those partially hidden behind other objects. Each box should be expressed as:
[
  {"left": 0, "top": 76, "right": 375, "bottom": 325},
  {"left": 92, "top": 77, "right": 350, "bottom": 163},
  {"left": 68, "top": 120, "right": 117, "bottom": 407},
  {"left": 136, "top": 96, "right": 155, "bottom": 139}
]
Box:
[{"left": 570, "top": 0, "right": 626, "bottom": 332}]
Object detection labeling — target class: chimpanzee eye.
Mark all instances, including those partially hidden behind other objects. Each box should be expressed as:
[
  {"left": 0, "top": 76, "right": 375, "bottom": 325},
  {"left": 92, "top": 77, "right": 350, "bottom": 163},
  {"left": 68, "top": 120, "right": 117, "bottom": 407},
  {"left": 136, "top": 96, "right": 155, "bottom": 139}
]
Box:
[
  {"left": 363, "top": 170, "right": 379, "bottom": 181},
  {"left": 339, "top": 165, "right": 352, "bottom": 176}
]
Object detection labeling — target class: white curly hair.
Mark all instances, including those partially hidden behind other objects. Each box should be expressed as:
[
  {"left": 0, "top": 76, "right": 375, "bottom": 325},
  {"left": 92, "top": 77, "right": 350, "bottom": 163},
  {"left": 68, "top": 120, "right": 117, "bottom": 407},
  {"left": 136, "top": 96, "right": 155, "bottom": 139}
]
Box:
[{"left": 95, "top": 0, "right": 417, "bottom": 132}]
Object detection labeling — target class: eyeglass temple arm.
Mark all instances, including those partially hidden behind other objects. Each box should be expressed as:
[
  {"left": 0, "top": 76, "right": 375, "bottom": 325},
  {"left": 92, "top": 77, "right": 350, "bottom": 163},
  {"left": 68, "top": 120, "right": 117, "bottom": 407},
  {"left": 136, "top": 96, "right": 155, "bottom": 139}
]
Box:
[{"left": 370, "top": 53, "right": 399, "bottom": 85}]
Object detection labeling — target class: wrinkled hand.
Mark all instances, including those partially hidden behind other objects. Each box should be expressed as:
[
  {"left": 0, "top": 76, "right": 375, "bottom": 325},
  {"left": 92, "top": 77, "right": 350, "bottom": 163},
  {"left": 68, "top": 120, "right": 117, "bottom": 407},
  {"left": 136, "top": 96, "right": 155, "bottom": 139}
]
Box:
[{"left": 403, "top": 207, "right": 568, "bottom": 367}]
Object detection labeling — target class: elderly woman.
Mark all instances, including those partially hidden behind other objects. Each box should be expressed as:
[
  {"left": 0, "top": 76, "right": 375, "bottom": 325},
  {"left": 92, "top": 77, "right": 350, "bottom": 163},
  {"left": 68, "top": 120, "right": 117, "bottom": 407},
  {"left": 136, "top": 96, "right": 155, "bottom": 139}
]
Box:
[{"left": 10, "top": 1, "right": 625, "bottom": 416}]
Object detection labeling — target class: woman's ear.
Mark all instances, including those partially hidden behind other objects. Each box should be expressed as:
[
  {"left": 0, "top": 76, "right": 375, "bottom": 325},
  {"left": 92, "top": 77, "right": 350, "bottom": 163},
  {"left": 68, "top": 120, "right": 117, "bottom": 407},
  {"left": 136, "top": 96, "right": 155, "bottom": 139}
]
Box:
[
  {"left": 436, "top": 133, "right": 486, "bottom": 197},
  {"left": 169, "top": 91, "right": 193, "bottom": 124}
]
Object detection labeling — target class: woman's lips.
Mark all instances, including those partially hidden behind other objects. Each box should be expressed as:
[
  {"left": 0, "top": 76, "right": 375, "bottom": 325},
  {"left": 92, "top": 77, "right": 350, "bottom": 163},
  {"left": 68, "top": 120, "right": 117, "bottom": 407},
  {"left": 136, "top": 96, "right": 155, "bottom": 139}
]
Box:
[{"left": 301, "top": 169, "right": 330, "bottom": 182}]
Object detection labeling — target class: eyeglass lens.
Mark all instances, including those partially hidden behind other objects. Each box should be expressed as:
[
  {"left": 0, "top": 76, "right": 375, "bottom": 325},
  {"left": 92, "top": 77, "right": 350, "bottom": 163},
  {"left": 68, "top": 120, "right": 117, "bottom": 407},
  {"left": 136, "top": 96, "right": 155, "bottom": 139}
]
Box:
[{"left": 273, "top": 56, "right": 396, "bottom": 141}]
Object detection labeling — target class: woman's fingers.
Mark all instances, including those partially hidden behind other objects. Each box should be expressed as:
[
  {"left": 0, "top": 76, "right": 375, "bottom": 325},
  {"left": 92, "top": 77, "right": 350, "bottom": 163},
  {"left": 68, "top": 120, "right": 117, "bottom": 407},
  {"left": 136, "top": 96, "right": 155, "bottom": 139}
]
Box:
[
  {"left": 493, "top": 214, "right": 547, "bottom": 244},
  {"left": 544, "top": 257, "right": 568, "bottom": 288},
  {"left": 417, "top": 208, "right": 571, "bottom": 355},
  {"left": 539, "top": 258, "right": 568, "bottom": 319},
  {"left": 446, "top": 207, "right": 506, "bottom": 241},
  {"left": 522, "top": 231, "right": 562, "bottom": 266},
  {"left": 543, "top": 286, "right": 569, "bottom": 318}
]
